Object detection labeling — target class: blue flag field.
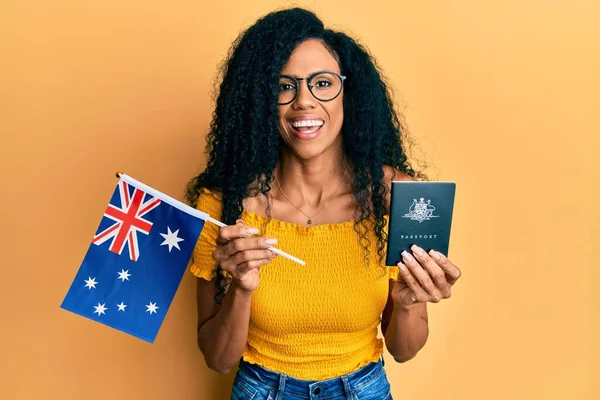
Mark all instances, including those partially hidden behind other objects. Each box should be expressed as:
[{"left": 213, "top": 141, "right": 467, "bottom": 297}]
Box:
[{"left": 61, "top": 174, "right": 209, "bottom": 343}]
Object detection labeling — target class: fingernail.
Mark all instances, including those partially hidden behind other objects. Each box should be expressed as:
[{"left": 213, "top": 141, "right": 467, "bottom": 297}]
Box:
[
  {"left": 266, "top": 238, "right": 277, "bottom": 245},
  {"left": 401, "top": 251, "right": 414, "bottom": 262},
  {"left": 398, "top": 262, "right": 407, "bottom": 271},
  {"left": 246, "top": 227, "right": 259, "bottom": 234},
  {"left": 411, "top": 245, "right": 424, "bottom": 256},
  {"left": 269, "top": 250, "right": 277, "bottom": 257},
  {"left": 430, "top": 250, "right": 441, "bottom": 260}
]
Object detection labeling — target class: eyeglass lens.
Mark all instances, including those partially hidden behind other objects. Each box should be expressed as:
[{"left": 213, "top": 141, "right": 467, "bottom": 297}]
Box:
[{"left": 278, "top": 72, "right": 343, "bottom": 104}]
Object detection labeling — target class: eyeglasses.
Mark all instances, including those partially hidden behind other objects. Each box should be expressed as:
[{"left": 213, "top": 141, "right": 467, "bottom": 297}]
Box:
[{"left": 278, "top": 71, "right": 346, "bottom": 105}]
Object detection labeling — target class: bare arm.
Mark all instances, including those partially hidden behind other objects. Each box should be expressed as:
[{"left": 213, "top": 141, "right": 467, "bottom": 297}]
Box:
[
  {"left": 382, "top": 248, "right": 462, "bottom": 363},
  {"left": 196, "top": 278, "right": 253, "bottom": 374},
  {"left": 382, "top": 281, "right": 429, "bottom": 362},
  {"left": 195, "top": 220, "right": 277, "bottom": 374}
]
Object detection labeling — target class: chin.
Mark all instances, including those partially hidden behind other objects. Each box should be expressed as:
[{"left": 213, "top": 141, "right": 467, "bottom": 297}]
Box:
[{"left": 286, "top": 141, "right": 333, "bottom": 161}]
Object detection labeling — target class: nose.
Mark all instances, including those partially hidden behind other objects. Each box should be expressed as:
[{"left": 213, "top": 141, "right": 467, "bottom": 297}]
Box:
[{"left": 292, "top": 80, "right": 316, "bottom": 110}]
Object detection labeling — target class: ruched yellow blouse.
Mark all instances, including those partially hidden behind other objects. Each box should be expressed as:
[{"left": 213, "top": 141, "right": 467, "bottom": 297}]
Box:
[{"left": 190, "top": 188, "right": 399, "bottom": 380}]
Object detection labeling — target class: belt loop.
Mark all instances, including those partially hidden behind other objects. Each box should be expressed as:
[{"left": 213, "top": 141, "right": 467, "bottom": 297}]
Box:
[
  {"left": 275, "top": 374, "right": 287, "bottom": 400},
  {"left": 341, "top": 375, "right": 353, "bottom": 399}
]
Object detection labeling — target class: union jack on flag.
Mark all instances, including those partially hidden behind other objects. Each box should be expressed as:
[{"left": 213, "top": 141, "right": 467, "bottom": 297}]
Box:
[
  {"left": 60, "top": 174, "right": 209, "bottom": 343},
  {"left": 92, "top": 180, "right": 162, "bottom": 262}
]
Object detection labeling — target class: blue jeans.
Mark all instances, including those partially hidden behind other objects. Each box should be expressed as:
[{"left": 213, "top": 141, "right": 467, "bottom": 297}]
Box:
[{"left": 230, "top": 357, "right": 393, "bottom": 400}]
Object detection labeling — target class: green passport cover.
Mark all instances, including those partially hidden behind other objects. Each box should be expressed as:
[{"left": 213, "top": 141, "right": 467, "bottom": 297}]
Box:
[{"left": 386, "top": 181, "right": 456, "bottom": 266}]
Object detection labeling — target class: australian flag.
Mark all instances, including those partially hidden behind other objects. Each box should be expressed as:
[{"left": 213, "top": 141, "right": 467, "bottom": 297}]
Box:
[{"left": 60, "top": 174, "right": 208, "bottom": 343}]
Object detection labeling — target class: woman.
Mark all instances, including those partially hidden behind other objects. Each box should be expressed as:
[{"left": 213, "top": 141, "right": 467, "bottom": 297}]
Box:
[{"left": 185, "top": 7, "right": 461, "bottom": 400}]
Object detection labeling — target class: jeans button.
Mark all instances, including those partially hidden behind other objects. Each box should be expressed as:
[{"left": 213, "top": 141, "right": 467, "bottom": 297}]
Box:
[{"left": 313, "top": 387, "right": 321, "bottom": 395}]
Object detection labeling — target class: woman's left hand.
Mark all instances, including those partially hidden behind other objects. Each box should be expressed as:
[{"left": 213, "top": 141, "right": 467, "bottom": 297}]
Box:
[{"left": 391, "top": 245, "right": 462, "bottom": 307}]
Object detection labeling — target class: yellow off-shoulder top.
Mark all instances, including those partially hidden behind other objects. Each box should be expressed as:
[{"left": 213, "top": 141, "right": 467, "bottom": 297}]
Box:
[{"left": 190, "top": 188, "right": 399, "bottom": 380}]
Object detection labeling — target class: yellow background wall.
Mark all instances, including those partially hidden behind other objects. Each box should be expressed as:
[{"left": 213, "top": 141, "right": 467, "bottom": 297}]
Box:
[{"left": 2, "top": 0, "right": 598, "bottom": 399}]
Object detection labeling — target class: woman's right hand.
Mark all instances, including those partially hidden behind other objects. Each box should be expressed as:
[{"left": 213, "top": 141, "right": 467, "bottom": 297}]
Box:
[{"left": 211, "top": 219, "right": 278, "bottom": 292}]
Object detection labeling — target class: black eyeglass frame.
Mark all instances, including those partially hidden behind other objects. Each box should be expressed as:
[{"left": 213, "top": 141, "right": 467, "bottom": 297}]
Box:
[{"left": 277, "top": 71, "right": 347, "bottom": 105}]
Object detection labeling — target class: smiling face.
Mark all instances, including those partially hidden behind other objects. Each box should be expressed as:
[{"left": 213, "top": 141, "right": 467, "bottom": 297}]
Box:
[{"left": 277, "top": 39, "right": 344, "bottom": 161}]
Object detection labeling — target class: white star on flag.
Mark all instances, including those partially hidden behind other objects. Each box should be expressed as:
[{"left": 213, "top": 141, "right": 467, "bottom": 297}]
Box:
[
  {"left": 117, "top": 302, "right": 127, "bottom": 312},
  {"left": 160, "top": 226, "right": 184, "bottom": 252},
  {"left": 84, "top": 277, "right": 98, "bottom": 290},
  {"left": 94, "top": 303, "right": 107, "bottom": 315},
  {"left": 117, "top": 269, "right": 131, "bottom": 282},
  {"left": 146, "top": 302, "right": 159, "bottom": 314}
]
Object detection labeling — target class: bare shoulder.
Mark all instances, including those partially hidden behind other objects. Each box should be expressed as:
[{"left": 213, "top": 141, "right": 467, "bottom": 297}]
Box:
[
  {"left": 242, "top": 180, "right": 269, "bottom": 215},
  {"left": 383, "top": 165, "right": 415, "bottom": 187},
  {"left": 243, "top": 194, "right": 267, "bottom": 215}
]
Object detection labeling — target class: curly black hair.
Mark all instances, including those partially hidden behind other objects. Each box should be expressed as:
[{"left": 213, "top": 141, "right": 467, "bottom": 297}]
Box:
[{"left": 185, "top": 7, "right": 428, "bottom": 304}]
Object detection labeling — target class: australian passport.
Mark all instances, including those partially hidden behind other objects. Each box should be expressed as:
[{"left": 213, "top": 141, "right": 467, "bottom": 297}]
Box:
[{"left": 385, "top": 181, "right": 456, "bottom": 266}]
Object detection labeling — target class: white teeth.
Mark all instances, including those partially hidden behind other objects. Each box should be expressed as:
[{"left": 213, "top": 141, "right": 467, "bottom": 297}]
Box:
[{"left": 290, "top": 120, "right": 324, "bottom": 128}]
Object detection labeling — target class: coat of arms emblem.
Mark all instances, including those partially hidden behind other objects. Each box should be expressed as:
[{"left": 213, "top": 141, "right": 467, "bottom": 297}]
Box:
[{"left": 402, "top": 197, "right": 438, "bottom": 223}]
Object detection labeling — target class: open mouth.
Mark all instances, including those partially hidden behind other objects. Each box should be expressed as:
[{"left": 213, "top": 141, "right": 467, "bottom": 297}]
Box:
[{"left": 288, "top": 119, "right": 325, "bottom": 138}]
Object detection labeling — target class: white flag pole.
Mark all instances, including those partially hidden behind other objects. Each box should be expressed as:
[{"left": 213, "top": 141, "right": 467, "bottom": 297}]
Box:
[{"left": 116, "top": 172, "right": 305, "bottom": 266}]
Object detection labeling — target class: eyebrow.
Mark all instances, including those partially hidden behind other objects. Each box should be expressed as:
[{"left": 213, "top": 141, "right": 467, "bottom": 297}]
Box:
[{"left": 280, "top": 70, "right": 341, "bottom": 78}]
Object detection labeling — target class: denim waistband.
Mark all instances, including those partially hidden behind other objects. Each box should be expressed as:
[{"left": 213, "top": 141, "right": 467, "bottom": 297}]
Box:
[{"left": 237, "top": 357, "right": 386, "bottom": 399}]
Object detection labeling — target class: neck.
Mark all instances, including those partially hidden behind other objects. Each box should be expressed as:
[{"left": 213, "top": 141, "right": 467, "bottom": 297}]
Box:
[{"left": 275, "top": 147, "right": 348, "bottom": 210}]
